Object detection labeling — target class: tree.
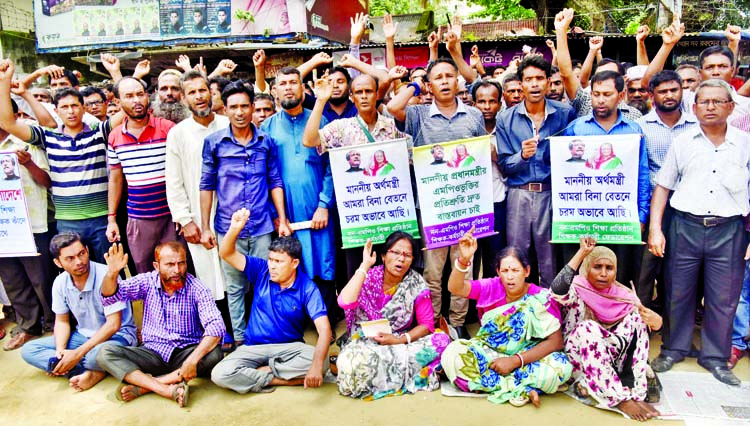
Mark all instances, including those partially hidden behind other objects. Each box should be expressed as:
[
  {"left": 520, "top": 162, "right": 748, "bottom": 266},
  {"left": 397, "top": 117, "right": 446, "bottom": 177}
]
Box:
[{"left": 369, "top": 0, "right": 452, "bottom": 25}]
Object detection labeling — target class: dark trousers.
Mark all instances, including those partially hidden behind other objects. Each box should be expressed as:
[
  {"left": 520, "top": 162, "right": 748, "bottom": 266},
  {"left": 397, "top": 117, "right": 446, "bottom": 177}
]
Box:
[
  {"left": 661, "top": 212, "right": 745, "bottom": 366},
  {"left": 0, "top": 232, "right": 53, "bottom": 334},
  {"left": 478, "top": 201, "right": 508, "bottom": 278},
  {"left": 97, "top": 343, "right": 223, "bottom": 382},
  {"left": 636, "top": 206, "right": 673, "bottom": 312}
]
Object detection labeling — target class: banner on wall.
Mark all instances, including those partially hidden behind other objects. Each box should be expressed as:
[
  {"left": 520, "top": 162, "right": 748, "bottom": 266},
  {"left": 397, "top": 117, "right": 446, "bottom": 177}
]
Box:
[
  {"left": 330, "top": 139, "right": 419, "bottom": 249},
  {"left": 462, "top": 44, "right": 553, "bottom": 68},
  {"left": 0, "top": 152, "right": 37, "bottom": 257},
  {"left": 413, "top": 136, "right": 494, "bottom": 250},
  {"left": 549, "top": 135, "right": 642, "bottom": 244}
]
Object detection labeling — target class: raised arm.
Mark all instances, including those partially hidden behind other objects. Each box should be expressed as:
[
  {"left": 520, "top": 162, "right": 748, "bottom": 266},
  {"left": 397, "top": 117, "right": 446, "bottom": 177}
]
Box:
[
  {"left": 386, "top": 78, "right": 423, "bottom": 122},
  {"left": 301, "top": 73, "right": 331, "bottom": 148},
  {"left": 641, "top": 19, "right": 684, "bottom": 89},
  {"left": 21, "top": 64, "right": 64, "bottom": 90},
  {"left": 132, "top": 60, "right": 151, "bottom": 81},
  {"left": 0, "top": 60, "right": 33, "bottom": 142},
  {"left": 546, "top": 39, "right": 558, "bottom": 67},
  {"left": 636, "top": 25, "right": 650, "bottom": 65},
  {"left": 252, "top": 51, "right": 267, "bottom": 93},
  {"left": 218, "top": 208, "right": 249, "bottom": 272},
  {"left": 726, "top": 24, "right": 742, "bottom": 69},
  {"left": 554, "top": 9, "right": 581, "bottom": 100},
  {"left": 447, "top": 227, "right": 477, "bottom": 298},
  {"left": 338, "top": 54, "right": 391, "bottom": 96},
  {"left": 382, "top": 14, "right": 398, "bottom": 69},
  {"left": 175, "top": 55, "right": 192, "bottom": 73},
  {"left": 208, "top": 59, "right": 237, "bottom": 80},
  {"left": 338, "top": 239, "right": 377, "bottom": 305},
  {"left": 100, "top": 53, "right": 123, "bottom": 83},
  {"left": 445, "top": 19, "right": 478, "bottom": 83},
  {"left": 101, "top": 243, "right": 128, "bottom": 298},
  {"left": 469, "top": 45, "right": 487, "bottom": 77},
  {"left": 551, "top": 237, "right": 596, "bottom": 295},
  {"left": 11, "top": 79, "right": 56, "bottom": 128},
  {"left": 579, "top": 36, "right": 602, "bottom": 89},
  {"left": 428, "top": 28, "right": 441, "bottom": 64},
  {"left": 298, "top": 52, "right": 333, "bottom": 80}
]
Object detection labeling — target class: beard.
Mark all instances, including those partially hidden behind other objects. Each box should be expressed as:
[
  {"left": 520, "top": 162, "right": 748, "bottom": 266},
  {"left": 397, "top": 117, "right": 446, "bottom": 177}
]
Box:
[
  {"left": 628, "top": 99, "right": 650, "bottom": 115},
  {"left": 151, "top": 95, "right": 189, "bottom": 124},
  {"left": 328, "top": 93, "right": 349, "bottom": 106},
  {"left": 656, "top": 100, "right": 680, "bottom": 113},
  {"left": 280, "top": 96, "right": 302, "bottom": 110},
  {"left": 189, "top": 100, "right": 213, "bottom": 118}
]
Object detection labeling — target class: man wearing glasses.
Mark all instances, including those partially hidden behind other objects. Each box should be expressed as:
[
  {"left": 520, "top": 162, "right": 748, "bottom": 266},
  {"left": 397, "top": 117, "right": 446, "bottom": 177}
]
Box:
[
  {"left": 80, "top": 87, "right": 108, "bottom": 122},
  {"left": 649, "top": 80, "right": 750, "bottom": 386}
]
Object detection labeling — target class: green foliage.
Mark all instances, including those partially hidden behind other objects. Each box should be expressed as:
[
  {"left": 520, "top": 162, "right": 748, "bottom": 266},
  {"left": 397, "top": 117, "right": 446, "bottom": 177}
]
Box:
[
  {"left": 680, "top": 0, "right": 750, "bottom": 31},
  {"left": 234, "top": 10, "right": 255, "bottom": 22},
  {"left": 369, "top": 0, "right": 452, "bottom": 25},
  {"left": 466, "top": 0, "right": 536, "bottom": 20}
]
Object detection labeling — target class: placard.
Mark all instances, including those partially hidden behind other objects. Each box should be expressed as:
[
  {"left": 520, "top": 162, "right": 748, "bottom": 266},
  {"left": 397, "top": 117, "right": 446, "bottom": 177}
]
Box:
[{"left": 0, "top": 152, "right": 37, "bottom": 257}]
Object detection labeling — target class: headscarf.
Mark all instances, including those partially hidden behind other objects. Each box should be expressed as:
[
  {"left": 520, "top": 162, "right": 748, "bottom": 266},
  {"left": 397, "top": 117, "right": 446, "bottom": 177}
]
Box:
[
  {"left": 365, "top": 150, "right": 388, "bottom": 176},
  {"left": 573, "top": 246, "right": 637, "bottom": 325},
  {"left": 593, "top": 143, "right": 617, "bottom": 169},
  {"left": 448, "top": 144, "right": 469, "bottom": 167}
]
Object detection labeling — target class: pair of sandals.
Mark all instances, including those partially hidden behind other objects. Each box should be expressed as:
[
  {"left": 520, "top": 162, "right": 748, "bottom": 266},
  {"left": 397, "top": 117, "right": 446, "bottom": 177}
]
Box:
[{"left": 116, "top": 380, "right": 189, "bottom": 408}]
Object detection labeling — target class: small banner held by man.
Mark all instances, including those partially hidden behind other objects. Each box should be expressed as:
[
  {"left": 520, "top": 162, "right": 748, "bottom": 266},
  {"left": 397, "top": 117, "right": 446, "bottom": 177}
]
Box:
[
  {"left": 330, "top": 139, "right": 419, "bottom": 248},
  {"left": 550, "top": 134, "right": 642, "bottom": 244},
  {"left": 0, "top": 151, "right": 37, "bottom": 257},
  {"left": 413, "top": 135, "right": 494, "bottom": 249}
]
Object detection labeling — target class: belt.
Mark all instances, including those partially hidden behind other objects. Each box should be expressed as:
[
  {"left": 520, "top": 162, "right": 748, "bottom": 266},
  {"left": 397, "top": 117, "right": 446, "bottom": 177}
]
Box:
[
  {"left": 675, "top": 210, "right": 741, "bottom": 227},
  {"left": 510, "top": 183, "right": 551, "bottom": 192}
]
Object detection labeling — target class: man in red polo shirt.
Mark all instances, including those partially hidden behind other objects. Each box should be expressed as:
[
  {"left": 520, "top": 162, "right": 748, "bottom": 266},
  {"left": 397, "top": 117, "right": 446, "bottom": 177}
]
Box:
[{"left": 106, "top": 77, "right": 178, "bottom": 273}]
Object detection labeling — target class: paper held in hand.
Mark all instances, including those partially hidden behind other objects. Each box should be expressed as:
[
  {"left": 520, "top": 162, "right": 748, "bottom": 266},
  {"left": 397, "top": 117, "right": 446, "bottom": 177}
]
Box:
[{"left": 360, "top": 319, "right": 392, "bottom": 337}]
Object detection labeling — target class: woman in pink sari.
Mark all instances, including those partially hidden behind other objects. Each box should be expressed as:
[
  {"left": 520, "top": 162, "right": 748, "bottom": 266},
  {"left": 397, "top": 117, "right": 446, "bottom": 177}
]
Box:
[
  {"left": 363, "top": 150, "right": 395, "bottom": 176},
  {"left": 552, "top": 238, "right": 662, "bottom": 421},
  {"left": 586, "top": 142, "right": 622, "bottom": 170},
  {"left": 447, "top": 144, "right": 475, "bottom": 168}
]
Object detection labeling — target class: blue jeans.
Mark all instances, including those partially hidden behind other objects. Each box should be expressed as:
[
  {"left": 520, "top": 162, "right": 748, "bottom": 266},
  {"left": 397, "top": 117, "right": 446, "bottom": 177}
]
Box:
[
  {"left": 217, "top": 232, "right": 271, "bottom": 342},
  {"left": 21, "top": 331, "right": 130, "bottom": 373},
  {"left": 57, "top": 216, "right": 110, "bottom": 264},
  {"left": 732, "top": 260, "right": 750, "bottom": 350}
]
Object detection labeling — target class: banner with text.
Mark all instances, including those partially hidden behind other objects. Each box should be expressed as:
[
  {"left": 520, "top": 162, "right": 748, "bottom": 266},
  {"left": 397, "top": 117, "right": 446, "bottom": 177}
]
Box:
[
  {"left": 413, "top": 136, "right": 494, "bottom": 249},
  {"left": 550, "top": 134, "right": 641, "bottom": 244},
  {"left": 0, "top": 152, "right": 37, "bottom": 257},
  {"left": 330, "top": 139, "right": 419, "bottom": 249}
]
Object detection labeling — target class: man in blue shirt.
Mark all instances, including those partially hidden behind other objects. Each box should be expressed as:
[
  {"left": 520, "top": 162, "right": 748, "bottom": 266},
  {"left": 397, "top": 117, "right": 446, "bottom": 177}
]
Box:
[
  {"left": 211, "top": 208, "right": 332, "bottom": 393},
  {"left": 21, "top": 232, "right": 137, "bottom": 391},
  {"left": 562, "top": 71, "right": 651, "bottom": 286},
  {"left": 199, "top": 81, "right": 292, "bottom": 344},
  {"left": 261, "top": 67, "right": 337, "bottom": 328},
  {"left": 496, "top": 55, "right": 576, "bottom": 289}
]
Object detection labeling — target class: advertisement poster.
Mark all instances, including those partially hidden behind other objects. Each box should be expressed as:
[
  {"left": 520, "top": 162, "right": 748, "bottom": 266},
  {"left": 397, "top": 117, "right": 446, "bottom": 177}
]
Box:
[
  {"left": 0, "top": 152, "right": 37, "bottom": 257},
  {"left": 550, "top": 135, "right": 642, "bottom": 244},
  {"left": 413, "top": 136, "right": 494, "bottom": 249},
  {"left": 330, "top": 139, "right": 419, "bottom": 249}
]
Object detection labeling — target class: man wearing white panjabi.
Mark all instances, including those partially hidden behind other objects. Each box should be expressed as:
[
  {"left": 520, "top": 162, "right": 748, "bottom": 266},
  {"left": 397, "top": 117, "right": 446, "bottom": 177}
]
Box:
[{"left": 165, "top": 70, "right": 233, "bottom": 349}]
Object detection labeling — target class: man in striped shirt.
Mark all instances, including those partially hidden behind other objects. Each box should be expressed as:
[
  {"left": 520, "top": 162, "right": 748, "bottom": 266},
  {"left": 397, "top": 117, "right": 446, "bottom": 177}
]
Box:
[
  {"left": 0, "top": 59, "right": 123, "bottom": 263},
  {"left": 106, "top": 77, "right": 177, "bottom": 274}
]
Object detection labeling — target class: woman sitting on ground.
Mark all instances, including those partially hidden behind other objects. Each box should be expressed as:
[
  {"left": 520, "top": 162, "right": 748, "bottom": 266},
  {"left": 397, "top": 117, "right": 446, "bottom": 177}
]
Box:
[
  {"left": 441, "top": 227, "right": 572, "bottom": 406},
  {"left": 552, "top": 237, "right": 662, "bottom": 422},
  {"left": 335, "top": 232, "right": 450, "bottom": 399}
]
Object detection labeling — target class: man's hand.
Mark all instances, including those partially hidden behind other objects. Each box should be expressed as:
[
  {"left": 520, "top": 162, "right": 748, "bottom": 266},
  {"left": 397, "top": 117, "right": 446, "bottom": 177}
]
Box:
[
  {"left": 0, "top": 59, "right": 15, "bottom": 82},
  {"left": 662, "top": 18, "right": 685, "bottom": 46},
  {"left": 457, "top": 225, "right": 477, "bottom": 263},
  {"left": 104, "top": 243, "right": 129, "bottom": 275},
  {"left": 179, "top": 221, "right": 202, "bottom": 244},
  {"left": 133, "top": 60, "right": 150, "bottom": 80},
  {"left": 546, "top": 39, "right": 556, "bottom": 51},
  {"left": 338, "top": 53, "right": 356, "bottom": 69},
  {"left": 9, "top": 79, "right": 25, "bottom": 96},
  {"left": 52, "top": 349, "right": 83, "bottom": 375},
  {"left": 588, "top": 36, "right": 603, "bottom": 52},
  {"left": 469, "top": 45, "right": 481, "bottom": 68},
  {"left": 100, "top": 53, "right": 121, "bottom": 75},
  {"left": 193, "top": 57, "right": 206, "bottom": 76},
  {"left": 175, "top": 55, "right": 192, "bottom": 73},
  {"left": 636, "top": 25, "right": 650, "bottom": 42},
  {"left": 277, "top": 219, "right": 293, "bottom": 237},
  {"left": 311, "top": 207, "right": 328, "bottom": 230},
  {"left": 200, "top": 228, "right": 216, "bottom": 250},
  {"left": 15, "top": 149, "right": 32, "bottom": 168},
  {"left": 520, "top": 137, "right": 539, "bottom": 160},
  {"left": 106, "top": 221, "right": 120, "bottom": 243},
  {"left": 310, "top": 52, "right": 333, "bottom": 67},
  {"left": 445, "top": 27, "right": 460, "bottom": 53},
  {"left": 428, "top": 29, "right": 441, "bottom": 51},
  {"left": 382, "top": 14, "right": 398, "bottom": 40},
  {"left": 554, "top": 8, "right": 574, "bottom": 33},
  {"left": 388, "top": 65, "right": 408, "bottom": 81},
  {"left": 447, "top": 15, "right": 462, "bottom": 40},
  {"left": 229, "top": 208, "right": 250, "bottom": 231},
  {"left": 178, "top": 359, "right": 198, "bottom": 382},
  {"left": 313, "top": 70, "right": 333, "bottom": 101},
  {"left": 350, "top": 12, "right": 367, "bottom": 45},
  {"left": 648, "top": 229, "right": 666, "bottom": 258},
  {"left": 725, "top": 23, "right": 742, "bottom": 45},
  {"left": 40, "top": 64, "right": 65, "bottom": 80},
  {"left": 214, "top": 59, "right": 237, "bottom": 76},
  {"left": 252, "top": 50, "right": 266, "bottom": 68},
  {"left": 304, "top": 365, "right": 323, "bottom": 388}
]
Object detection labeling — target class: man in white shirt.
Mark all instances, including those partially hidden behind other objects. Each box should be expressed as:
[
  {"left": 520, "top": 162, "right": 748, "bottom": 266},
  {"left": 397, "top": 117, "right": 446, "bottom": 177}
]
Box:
[{"left": 648, "top": 80, "right": 750, "bottom": 386}]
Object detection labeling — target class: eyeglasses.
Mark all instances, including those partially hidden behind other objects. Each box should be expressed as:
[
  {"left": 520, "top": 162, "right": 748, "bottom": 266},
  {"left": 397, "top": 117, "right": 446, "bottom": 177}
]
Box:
[
  {"left": 387, "top": 249, "right": 413, "bottom": 259},
  {"left": 696, "top": 99, "right": 733, "bottom": 107},
  {"left": 85, "top": 100, "right": 104, "bottom": 106}
]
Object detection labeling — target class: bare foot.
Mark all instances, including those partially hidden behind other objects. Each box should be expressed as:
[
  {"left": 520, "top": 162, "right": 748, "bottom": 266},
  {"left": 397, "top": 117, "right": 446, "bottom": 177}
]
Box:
[
  {"left": 170, "top": 382, "right": 188, "bottom": 408},
  {"left": 119, "top": 384, "right": 150, "bottom": 401},
  {"left": 637, "top": 401, "right": 660, "bottom": 418},
  {"left": 617, "top": 399, "right": 653, "bottom": 422},
  {"left": 529, "top": 390, "right": 541, "bottom": 407},
  {"left": 69, "top": 370, "right": 106, "bottom": 392}
]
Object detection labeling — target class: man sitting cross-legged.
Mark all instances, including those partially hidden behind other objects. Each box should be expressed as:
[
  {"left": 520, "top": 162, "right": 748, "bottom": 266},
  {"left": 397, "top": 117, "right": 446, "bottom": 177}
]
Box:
[
  {"left": 97, "top": 242, "right": 225, "bottom": 407},
  {"left": 21, "top": 233, "right": 137, "bottom": 391},
  {"left": 211, "top": 208, "right": 332, "bottom": 393}
]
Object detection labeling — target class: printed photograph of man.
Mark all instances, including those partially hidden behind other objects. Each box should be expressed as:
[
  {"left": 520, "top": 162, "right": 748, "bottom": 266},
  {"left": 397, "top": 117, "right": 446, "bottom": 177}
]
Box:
[
  {"left": 216, "top": 8, "right": 230, "bottom": 33},
  {"left": 567, "top": 139, "right": 586, "bottom": 163},
  {"left": 1, "top": 154, "right": 19, "bottom": 181},
  {"left": 345, "top": 150, "right": 363, "bottom": 173},
  {"left": 430, "top": 144, "right": 446, "bottom": 165}
]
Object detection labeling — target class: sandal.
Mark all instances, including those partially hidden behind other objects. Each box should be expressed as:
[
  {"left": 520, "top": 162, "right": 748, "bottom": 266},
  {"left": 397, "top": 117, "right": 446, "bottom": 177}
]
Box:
[
  {"left": 329, "top": 355, "right": 338, "bottom": 376},
  {"left": 574, "top": 381, "right": 590, "bottom": 398},
  {"left": 509, "top": 396, "right": 530, "bottom": 407},
  {"left": 172, "top": 381, "right": 189, "bottom": 408}
]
